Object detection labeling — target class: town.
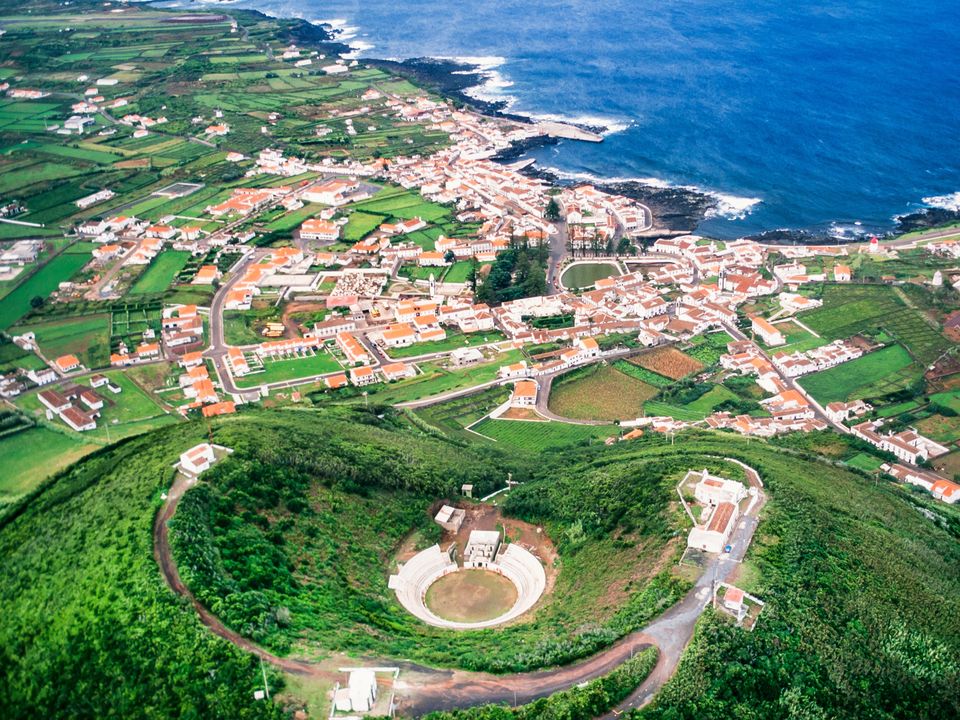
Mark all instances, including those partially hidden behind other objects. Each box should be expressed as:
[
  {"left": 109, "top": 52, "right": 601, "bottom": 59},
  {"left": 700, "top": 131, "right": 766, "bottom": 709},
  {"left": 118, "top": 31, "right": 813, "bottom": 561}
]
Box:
[{"left": 1, "top": 5, "right": 959, "bottom": 720}]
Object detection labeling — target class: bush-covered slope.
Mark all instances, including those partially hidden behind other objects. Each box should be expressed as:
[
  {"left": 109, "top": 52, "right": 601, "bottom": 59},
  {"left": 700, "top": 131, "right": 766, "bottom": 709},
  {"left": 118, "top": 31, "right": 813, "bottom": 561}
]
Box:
[
  {"left": 632, "top": 438, "right": 960, "bottom": 720},
  {"left": 169, "top": 413, "right": 692, "bottom": 673}
]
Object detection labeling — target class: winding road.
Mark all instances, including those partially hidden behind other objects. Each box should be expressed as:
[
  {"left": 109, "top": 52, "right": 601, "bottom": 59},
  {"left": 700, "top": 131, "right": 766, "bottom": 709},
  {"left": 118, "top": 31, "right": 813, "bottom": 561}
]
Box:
[{"left": 153, "top": 453, "right": 765, "bottom": 717}]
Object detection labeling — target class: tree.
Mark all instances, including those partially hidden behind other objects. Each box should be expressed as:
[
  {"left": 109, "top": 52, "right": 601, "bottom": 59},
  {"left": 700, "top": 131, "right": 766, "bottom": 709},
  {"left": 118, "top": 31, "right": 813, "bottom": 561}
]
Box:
[
  {"left": 545, "top": 197, "right": 561, "bottom": 222},
  {"left": 30, "top": 295, "right": 44, "bottom": 309},
  {"left": 443, "top": 249, "right": 455, "bottom": 263}
]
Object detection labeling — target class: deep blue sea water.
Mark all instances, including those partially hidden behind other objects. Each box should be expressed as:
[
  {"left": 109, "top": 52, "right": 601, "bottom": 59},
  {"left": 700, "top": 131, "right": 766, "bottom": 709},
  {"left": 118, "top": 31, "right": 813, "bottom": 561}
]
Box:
[{"left": 214, "top": 0, "right": 960, "bottom": 238}]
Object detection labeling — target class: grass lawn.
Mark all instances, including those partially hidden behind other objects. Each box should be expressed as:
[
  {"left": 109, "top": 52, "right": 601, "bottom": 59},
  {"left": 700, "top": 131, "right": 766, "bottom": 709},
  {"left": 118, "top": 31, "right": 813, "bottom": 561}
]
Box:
[
  {"left": 342, "top": 211, "right": 384, "bottom": 241},
  {"left": 15, "top": 370, "right": 176, "bottom": 444},
  {"left": 372, "top": 350, "right": 524, "bottom": 405},
  {"left": 386, "top": 331, "right": 506, "bottom": 359},
  {"left": 798, "top": 345, "right": 917, "bottom": 404},
  {"left": 548, "top": 364, "right": 658, "bottom": 421},
  {"left": 13, "top": 313, "right": 111, "bottom": 369},
  {"left": 128, "top": 251, "right": 193, "bottom": 295},
  {"left": 470, "top": 417, "right": 617, "bottom": 451},
  {"left": 234, "top": 351, "right": 342, "bottom": 388},
  {"left": 769, "top": 319, "right": 828, "bottom": 353},
  {"left": 0, "top": 250, "right": 91, "bottom": 330},
  {"left": 845, "top": 452, "right": 886, "bottom": 473},
  {"left": 443, "top": 261, "right": 474, "bottom": 283},
  {"left": 0, "top": 427, "right": 98, "bottom": 510},
  {"left": 222, "top": 310, "right": 264, "bottom": 346},
  {"left": 559, "top": 262, "right": 621, "bottom": 290}
]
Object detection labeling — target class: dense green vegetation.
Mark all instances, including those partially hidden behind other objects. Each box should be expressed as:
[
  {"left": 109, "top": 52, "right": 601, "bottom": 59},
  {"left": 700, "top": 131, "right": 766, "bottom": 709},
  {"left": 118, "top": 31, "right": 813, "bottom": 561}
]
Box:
[
  {"left": 0, "top": 418, "right": 287, "bottom": 719},
  {"left": 475, "top": 242, "right": 548, "bottom": 303},
  {"left": 169, "top": 409, "right": 688, "bottom": 672},
  {"left": 636, "top": 437, "right": 960, "bottom": 720}
]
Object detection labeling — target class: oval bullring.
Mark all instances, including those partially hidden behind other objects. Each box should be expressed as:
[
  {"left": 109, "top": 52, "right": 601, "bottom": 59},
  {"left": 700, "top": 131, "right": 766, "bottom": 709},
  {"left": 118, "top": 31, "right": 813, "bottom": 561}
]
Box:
[{"left": 389, "top": 537, "right": 547, "bottom": 630}]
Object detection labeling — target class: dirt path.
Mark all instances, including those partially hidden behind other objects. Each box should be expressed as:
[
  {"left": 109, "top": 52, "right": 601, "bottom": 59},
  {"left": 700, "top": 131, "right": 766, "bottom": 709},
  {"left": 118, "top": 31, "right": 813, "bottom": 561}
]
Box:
[{"left": 153, "top": 459, "right": 767, "bottom": 717}]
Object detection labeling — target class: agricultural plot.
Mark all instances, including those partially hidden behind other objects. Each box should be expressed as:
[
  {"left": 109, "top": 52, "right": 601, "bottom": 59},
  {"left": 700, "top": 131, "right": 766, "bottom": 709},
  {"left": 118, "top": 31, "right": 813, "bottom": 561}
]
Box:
[
  {"left": 471, "top": 417, "right": 616, "bottom": 450},
  {"left": 13, "top": 313, "right": 111, "bottom": 369},
  {"left": 233, "top": 350, "right": 342, "bottom": 388},
  {"left": 800, "top": 285, "right": 950, "bottom": 365},
  {"left": 632, "top": 346, "right": 704, "bottom": 380},
  {"left": 0, "top": 250, "right": 92, "bottom": 330},
  {"left": 644, "top": 384, "right": 739, "bottom": 421},
  {"left": 443, "top": 261, "right": 474, "bottom": 283},
  {"left": 127, "top": 251, "right": 193, "bottom": 295},
  {"left": 342, "top": 211, "right": 385, "bottom": 242},
  {"left": 374, "top": 351, "right": 524, "bottom": 405},
  {"left": 386, "top": 331, "right": 506, "bottom": 359},
  {"left": 0, "top": 428, "right": 98, "bottom": 511},
  {"left": 110, "top": 301, "right": 163, "bottom": 347},
  {"left": 613, "top": 360, "right": 673, "bottom": 387},
  {"left": 684, "top": 331, "right": 734, "bottom": 366},
  {"left": 413, "top": 386, "right": 512, "bottom": 435},
  {"left": 548, "top": 364, "right": 659, "bottom": 421},
  {"left": 798, "top": 345, "right": 918, "bottom": 404},
  {"left": 845, "top": 452, "right": 886, "bottom": 473}
]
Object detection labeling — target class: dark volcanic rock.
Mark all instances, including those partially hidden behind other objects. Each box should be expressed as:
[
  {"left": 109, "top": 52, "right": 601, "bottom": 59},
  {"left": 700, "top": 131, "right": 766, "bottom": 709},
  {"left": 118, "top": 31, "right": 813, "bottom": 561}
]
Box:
[{"left": 896, "top": 207, "right": 960, "bottom": 234}]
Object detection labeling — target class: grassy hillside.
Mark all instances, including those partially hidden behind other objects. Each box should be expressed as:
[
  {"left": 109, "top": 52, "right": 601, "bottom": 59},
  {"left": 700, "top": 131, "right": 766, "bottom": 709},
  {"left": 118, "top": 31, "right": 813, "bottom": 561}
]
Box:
[
  {"left": 635, "top": 436, "right": 960, "bottom": 720},
  {"left": 169, "top": 412, "right": 693, "bottom": 672}
]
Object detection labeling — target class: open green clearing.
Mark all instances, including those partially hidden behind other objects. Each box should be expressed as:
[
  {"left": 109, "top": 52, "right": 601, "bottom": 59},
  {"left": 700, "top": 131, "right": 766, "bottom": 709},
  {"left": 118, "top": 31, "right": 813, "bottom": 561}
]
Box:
[
  {"left": 0, "top": 427, "right": 98, "bottom": 510},
  {"left": 386, "top": 332, "right": 506, "bottom": 359},
  {"left": 128, "top": 251, "right": 193, "bottom": 295},
  {"left": 559, "top": 262, "right": 621, "bottom": 290},
  {"left": 798, "top": 345, "right": 917, "bottom": 404},
  {"left": 471, "top": 417, "right": 617, "bottom": 450},
  {"left": 234, "top": 351, "right": 342, "bottom": 388},
  {"left": 0, "top": 250, "right": 91, "bottom": 330},
  {"left": 799, "top": 285, "right": 951, "bottom": 365},
  {"left": 548, "top": 363, "right": 659, "bottom": 421},
  {"left": 12, "top": 313, "right": 111, "bottom": 369}
]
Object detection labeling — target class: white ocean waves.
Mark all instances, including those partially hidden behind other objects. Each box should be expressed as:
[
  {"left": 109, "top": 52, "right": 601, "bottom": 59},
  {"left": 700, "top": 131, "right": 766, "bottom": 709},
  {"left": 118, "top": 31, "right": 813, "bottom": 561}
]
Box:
[{"left": 923, "top": 191, "right": 960, "bottom": 212}]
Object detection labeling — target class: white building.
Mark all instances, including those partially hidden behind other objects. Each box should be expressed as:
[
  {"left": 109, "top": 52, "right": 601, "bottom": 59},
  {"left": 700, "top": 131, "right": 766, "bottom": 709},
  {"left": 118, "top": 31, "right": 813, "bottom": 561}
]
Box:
[{"left": 179, "top": 443, "right": 215, "bottom": 475}]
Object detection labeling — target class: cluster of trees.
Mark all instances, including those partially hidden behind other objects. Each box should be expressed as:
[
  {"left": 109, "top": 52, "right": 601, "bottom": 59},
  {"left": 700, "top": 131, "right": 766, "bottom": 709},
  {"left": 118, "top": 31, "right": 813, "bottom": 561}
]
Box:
[{"left": 475, "top": 242, "right": 549, "bottom": 303}]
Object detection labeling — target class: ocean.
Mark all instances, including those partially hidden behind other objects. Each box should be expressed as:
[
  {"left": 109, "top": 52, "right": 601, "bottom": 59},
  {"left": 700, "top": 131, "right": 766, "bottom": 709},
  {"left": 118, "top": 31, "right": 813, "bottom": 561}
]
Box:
[{"left": 208, "top": 0, "right": 959, "bottom": 239}]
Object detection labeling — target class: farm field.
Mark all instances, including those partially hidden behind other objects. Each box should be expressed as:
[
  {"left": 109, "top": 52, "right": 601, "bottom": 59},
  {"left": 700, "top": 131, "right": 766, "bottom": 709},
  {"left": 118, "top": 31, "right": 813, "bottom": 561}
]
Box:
[
  {"left": 470, "top": 417, "right": 616, "bottom": 450},
  {"left": 341, "top": 211, "right": 384, "bottom": 242},
  {"left": 559, "top": 262, "right": 621, "bottom": 289},
  {"left": 234, "top": 351, "right": 342, "bottom": 388},
  {"left": 443, "top": 261, "right": 474, "bottom": 283},
  {"left": 0, "top": 427, "right": 98, "bottom": 511},
  {"left": 372, "top": 350, "right": 524, "bottom": 405},
  {"left": 798, "top": 345, "right": 918, "bottom": 404},
  {"left": 15, "top": 371, "right": 177, "bottom": 444},
  {"left": 684, "top": 331, "right": 735, "bottom": 366},
  {"left": 548, "top": 364, "right": 659, "bottom": 421},
  {"left": 385, "top": 331, "right": 506, "bottom": 359},
  {"left": 13, "top": 313, "right": 111, "bottom": 369},
  {"left": 845, "top": 452, "right": 885, "bottom": 473},
  {"left": 799, "top": 285, "right": 950, "bottom": 365},
  {"left": 128, "top": 251, "right": 193, "bottom": 295},
  {"left": 631, "top": 346, "right": 704, "bottom": 380},
  {"left": 412, "top": 386, "right": 512, "bottom": 436},
  {"left": 0, "top": 250, "right": 91, "bottom": 330},
  {"left": 930, "top": 390, "right": 960, "bottom": 414},
  {"left": 644, "top": 384, "right": 740, "bottom": 421}
]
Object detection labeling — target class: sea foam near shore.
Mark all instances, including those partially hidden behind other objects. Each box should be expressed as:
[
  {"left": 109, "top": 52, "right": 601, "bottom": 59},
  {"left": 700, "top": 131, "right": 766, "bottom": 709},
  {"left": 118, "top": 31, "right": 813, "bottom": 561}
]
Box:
[
  {"left": 923, "top": 191, "right": 960, "bottom": 212},
  {"left": 541, "top": 167, "right": 761, "bottom": 221}
]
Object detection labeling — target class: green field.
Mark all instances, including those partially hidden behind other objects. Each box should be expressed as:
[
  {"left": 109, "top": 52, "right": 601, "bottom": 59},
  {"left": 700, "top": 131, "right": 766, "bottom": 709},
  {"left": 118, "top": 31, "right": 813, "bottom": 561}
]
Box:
[
  {"left": 443, "top": 260, "right": 474, "bottom": 283},
  {"left": 471, "top": 418, "right": 617, "bottom": 450},
  {"left": 559, "top": 262, "right": 621, "bottom": 290},
  {"left": 549, "top": 364, "right": 659, "bottom": 421},
  {"left": 13, "top": 313, "right": 111, "bottom": 369},
  {"left": 128, "top": 251, "right": 193, "bottom": 295},
  {"left": 386, "top": 331, "right": 506, "bottom": 359},
  {"left": 800, "top": 285, "right": 950, "bottom": 365},
  {"left": 341, "top": 211, "right": 385, "bottom": 241},
  {"left": 798, "top": 345, "right": 917, "bottom": 404},
  {"left": 0, "top": 250, "right": 92, "bottom": 330},
  {"left": 234, "top": 351, "right": 342, "bottom": 388},
  {"left": 0, "top": 427, "right": 98, "bottom": 510}
]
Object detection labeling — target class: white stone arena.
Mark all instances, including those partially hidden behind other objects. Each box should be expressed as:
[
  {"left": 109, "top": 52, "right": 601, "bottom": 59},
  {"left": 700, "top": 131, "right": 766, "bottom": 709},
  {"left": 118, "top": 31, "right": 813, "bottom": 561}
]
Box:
[{"left": 388, "top": 542, "right": 547, "bottom": 630}]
